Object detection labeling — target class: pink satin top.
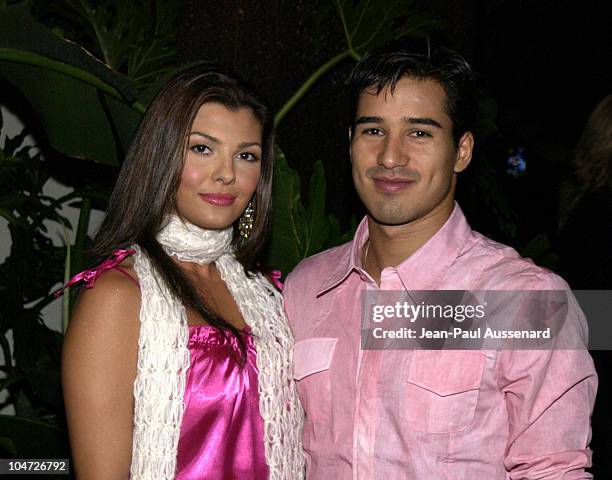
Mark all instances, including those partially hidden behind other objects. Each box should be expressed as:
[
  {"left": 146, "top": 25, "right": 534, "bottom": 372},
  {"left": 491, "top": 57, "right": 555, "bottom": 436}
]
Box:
[
  {"left": 55, "top": 250, "right": 269, "bottom": 479},
  {"left": 175, "top": 325, "right": 269, "bottom": 480}
]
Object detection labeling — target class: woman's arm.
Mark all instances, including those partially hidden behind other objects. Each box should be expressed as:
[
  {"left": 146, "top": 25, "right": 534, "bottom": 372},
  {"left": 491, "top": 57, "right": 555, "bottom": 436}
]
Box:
[{"left": 62, "top": 269, "right": 141, "bottom": 479}]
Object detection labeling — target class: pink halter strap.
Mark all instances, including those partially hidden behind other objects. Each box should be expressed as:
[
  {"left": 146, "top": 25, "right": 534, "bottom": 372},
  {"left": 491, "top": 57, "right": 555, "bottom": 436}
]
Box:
[
  {"left": 53, "top": 248, "right": 136, "bottom": 298},
  {"left": 268, "top": 269, "right": 284, "bottom": 291}
]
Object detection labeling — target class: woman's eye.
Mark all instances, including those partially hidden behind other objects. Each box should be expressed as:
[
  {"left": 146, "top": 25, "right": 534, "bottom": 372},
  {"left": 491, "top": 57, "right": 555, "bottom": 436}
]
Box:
[
  {"left": 191, "top": 144, "right": 211, "bottom": 155},
  {"left": 238, "top": 151, "right": 259, "bottom": 162}
]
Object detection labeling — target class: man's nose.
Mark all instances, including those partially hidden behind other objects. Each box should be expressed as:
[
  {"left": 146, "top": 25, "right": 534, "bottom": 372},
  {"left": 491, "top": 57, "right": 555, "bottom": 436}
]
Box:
[{"left": 378, "top": 134, "right": 408, "bottom": 169}]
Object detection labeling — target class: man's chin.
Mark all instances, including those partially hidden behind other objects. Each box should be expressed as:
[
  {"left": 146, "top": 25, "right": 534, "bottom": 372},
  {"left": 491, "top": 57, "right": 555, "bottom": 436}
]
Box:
[{"left": 366, "top": 208, "right": 419, "bottom": 227}]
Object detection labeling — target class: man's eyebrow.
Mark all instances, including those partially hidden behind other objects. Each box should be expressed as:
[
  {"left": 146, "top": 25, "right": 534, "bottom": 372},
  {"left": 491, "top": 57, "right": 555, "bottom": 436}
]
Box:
[
  {"left": 405, "top": 117, "right": 443, "bottom": 129},
  {"left": 354, "top": 116, "right": 443, "bottom": 129},
  {"left": 354, "top": 116, "right": 384, "bottom": 125}
]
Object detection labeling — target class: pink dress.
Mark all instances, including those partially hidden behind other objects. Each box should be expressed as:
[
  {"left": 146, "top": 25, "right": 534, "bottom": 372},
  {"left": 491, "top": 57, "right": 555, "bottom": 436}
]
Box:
[{"left": 56, "top": 249, "right": 269, "bottom": 479}]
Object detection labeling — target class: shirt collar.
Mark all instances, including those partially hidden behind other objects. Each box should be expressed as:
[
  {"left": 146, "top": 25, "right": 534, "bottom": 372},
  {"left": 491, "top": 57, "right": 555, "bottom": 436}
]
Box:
[
  {"left": 316, "top": 202, "right": 474, "bottom": 295},
  {"left": 316, "top": 215, "right": 370, "bottom": 297}
]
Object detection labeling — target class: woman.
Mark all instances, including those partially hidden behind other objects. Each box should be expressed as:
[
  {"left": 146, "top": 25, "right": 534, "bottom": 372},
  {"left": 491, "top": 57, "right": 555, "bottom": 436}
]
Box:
[{"left": 61, "top": 66, "right": 304, "bottom": 479}]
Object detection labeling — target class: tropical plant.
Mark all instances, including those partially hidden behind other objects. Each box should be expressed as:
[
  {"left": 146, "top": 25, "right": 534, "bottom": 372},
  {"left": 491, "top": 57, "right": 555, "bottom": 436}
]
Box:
[
  {"left": 33, "top": 0, "right": 179, "bottom": 93},
  {"left": 0, "top": 113, "right": 71, "bottom": 460},
  {"left": 264, "top": 153, "right": 357, "bottom": 273},
  {"left": 0, "top": 0, "right": 441, "bottom": 460}
]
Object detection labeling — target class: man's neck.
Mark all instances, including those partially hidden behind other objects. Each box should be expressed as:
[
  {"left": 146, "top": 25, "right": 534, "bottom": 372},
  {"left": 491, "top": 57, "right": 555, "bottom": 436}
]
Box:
[{"left": 364, "top": 201, "right": 455, "bottom": 285}]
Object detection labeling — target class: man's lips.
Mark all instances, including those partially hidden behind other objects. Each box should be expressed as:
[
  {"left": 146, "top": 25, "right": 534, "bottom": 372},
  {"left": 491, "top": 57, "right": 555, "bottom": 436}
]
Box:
[
  {"left": 198, "top": 193, "right": 236, "bottom": 206},
  {"left": 372, "top": 177, "right": 415, "bottom": 193}
]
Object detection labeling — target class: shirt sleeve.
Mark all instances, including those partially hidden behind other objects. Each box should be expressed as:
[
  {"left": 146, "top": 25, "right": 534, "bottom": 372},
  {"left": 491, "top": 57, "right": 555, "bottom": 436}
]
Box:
[{"left": 499, "top": 276, "right": 597, "bottom": 479}]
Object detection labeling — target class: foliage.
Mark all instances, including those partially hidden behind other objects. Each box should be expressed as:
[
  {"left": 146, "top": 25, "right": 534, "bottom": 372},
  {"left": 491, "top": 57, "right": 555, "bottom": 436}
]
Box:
[
  {"left": 0, "top": 2, "right": 144, "bottom": 165},
  {"left": 33, "top": 0, "right": 178, "bottom": 92},
  {"left": 265, "top": 152, "right": 356, "bottom": 273},
  {"left": 519, "top": 233, "right": 559, "bottom": 271},
  {"left": 0, "top": 113, "right": 71, "bottom": 459},
  {"left": 333, "top": 0, "right": 438, "bottom": 55}
]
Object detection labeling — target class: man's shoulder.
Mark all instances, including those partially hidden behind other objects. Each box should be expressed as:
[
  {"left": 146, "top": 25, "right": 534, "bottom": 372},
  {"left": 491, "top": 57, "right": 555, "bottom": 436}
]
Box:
[
  {"left": 285, "top": 240, "right": 352, "bottom": 291},
  {"left": 462, "top": 231, "right": 570, "bottom": 290}
]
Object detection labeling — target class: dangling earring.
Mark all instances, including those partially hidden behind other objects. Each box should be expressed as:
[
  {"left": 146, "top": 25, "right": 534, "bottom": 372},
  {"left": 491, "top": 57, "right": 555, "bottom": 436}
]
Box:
[{"left": 238, "top": 200, "right": 255, "bottom": 239}]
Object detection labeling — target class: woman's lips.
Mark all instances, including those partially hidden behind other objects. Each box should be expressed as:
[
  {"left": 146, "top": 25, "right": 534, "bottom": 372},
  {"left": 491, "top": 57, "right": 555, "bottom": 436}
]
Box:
[
  {"left": 198, "top": 193, "right": 236, "bottom": 206},
  {"left": 372, "top": 177, "right": 415, "bottom": 193}
]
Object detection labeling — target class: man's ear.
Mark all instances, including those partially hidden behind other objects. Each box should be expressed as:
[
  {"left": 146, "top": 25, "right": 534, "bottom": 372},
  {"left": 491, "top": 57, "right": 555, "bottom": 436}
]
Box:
[
  {"left": 348, "top": 126, "right": 353, "bottom": 160},
  {"left": 454, "top": 131, "right": 474, "bottom": 173}
]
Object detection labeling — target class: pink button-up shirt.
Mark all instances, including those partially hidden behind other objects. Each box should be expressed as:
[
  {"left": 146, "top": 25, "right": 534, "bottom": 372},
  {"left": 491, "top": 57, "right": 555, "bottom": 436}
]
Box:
[{"left": 284, "top": 204, "right": 597, "bottom": 479}]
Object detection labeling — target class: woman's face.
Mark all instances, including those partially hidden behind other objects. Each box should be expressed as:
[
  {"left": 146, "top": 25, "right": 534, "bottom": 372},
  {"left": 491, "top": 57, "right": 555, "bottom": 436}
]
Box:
[{"left": 176, "top": 102, "right": 263, "bottom": 230}]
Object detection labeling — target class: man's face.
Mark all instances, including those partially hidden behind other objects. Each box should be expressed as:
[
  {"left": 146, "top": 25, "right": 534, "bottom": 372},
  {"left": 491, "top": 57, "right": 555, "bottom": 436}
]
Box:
[{"left": 350, "top": 76, "right": 473, "bottom": 226}]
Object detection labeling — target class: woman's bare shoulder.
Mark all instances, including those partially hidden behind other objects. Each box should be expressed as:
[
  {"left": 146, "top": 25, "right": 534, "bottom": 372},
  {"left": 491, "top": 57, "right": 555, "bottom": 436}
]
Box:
[{"left": 68, "top": 264, "right": 141, "bottom": 338}]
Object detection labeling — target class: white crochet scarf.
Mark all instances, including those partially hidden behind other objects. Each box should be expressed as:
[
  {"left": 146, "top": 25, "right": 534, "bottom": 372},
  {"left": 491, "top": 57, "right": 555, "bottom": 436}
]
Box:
[{"left": 129, "top": 215, "right": 304, "bottom": 479}]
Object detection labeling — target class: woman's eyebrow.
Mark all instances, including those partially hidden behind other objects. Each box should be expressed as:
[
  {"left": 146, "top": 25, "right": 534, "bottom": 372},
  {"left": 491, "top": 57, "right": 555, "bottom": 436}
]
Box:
[
  {"left": 189, "top": 131, "right": 219, "bottom": 144},
  {"left": 189, "top": 132, "right": 261, "bottom": 149},
  {"left": 238, "top": 141, "right": 262, "bottom": 149}
]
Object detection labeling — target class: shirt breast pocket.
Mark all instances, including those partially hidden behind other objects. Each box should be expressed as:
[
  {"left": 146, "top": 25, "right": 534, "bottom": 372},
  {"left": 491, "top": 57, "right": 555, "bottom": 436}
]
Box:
[
  {"left": 293, "top": 338, "right": 338, "bottom": 421},
  {"left": 403, "top": 351, "right": 485, "bottom": 433}
]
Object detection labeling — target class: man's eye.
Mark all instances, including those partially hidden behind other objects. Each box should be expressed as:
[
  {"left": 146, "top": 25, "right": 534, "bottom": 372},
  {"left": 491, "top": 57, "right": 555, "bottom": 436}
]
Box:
[
  {"left": 191, "top": 144, "right": 211, "bottom": 154},
  {"left": 363, "top": 128, "right": 383, "bottom": 136},
  {"left": 238, "top": 152, "right": 259, "bottom": 162},
  {"left": 411, "top": 130, "right": 431, "bottom": 138}
]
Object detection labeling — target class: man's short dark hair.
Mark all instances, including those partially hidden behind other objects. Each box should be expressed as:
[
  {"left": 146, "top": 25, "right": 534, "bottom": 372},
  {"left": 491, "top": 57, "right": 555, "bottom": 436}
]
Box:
[{"left": 349, "top": 38, "right": 477, "bottom": 145}]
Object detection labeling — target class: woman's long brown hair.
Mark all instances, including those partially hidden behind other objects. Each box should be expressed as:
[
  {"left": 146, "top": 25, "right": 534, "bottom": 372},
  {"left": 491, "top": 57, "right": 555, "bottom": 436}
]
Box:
[{"left": 89, "top": 65, "right": 275, "bottom": 360}]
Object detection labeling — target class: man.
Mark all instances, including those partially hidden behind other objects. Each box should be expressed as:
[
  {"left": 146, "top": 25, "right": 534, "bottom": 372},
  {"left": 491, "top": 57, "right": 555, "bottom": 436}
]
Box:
[{"left": 283, "top": 39, "right": 597, "bottom": 479}]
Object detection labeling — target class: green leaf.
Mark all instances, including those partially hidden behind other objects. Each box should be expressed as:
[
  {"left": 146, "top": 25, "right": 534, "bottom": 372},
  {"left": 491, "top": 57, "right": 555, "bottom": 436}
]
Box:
[
  {"left": 520, "top": 233, "right": 559, "bottom": 270},
  {"left": 12, "top": 310, "right": 63, "bottom": 411},
  {"left": 0, "top": 436, "right": 17, "bottom": 457},
  {"left": 304, "top": 160, "right": 331, "bottom": 257},
  {"left": 1, "top": 61, "right": 126, "bottom": 165},
  {"left": 265, "top": 150, "right": 306, "bottom": 273},
  {"left": 3, "top": 128, "right": 30, "bottom": 156},
  {"left": 0, "top": 3, "right": 144, "bottom": 165},
  {"left": 0, "top": 375, "right": 18, "bottom": 391},
  {"left": 0, "top": 192, "right": 27, "bottom": 210},
  {"left": 275, "top": 1, "right": 441, "bottom": 126},
  {"left": 36, "top": 0, "right": 178, "bottom": 92},
  {"left": 335, "top": 0, "right": 440, "bottom": 55},
  {"left": 265, "top": 152, "right": 354, "bottom": 273},
  {"left": 101, "top": 91, "right": 143, "bottom": 156},
  {"left": 126, "top": 0, "right": 179, "bottom": 91},
  {"left": 0, "top": 4, "right": 137, "bottom": 101},
  {"left": 13, "top": 389, "right": 37, "bottom": 420},
  {"left": 327, "top": 214, "right": 358, "bottom": 248}
]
